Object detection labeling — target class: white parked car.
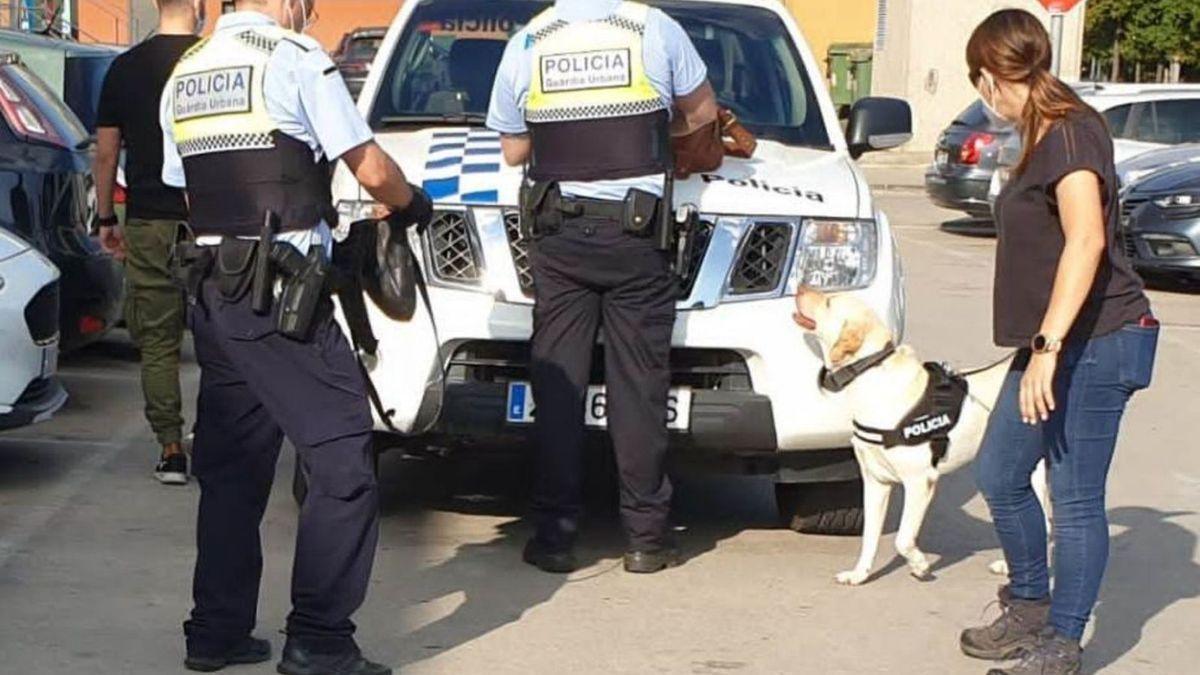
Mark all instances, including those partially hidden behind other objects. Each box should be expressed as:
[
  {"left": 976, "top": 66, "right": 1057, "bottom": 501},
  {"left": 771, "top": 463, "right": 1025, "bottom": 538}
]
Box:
[
  {"left": 0, "top": 228, "right": 67, "bottom": 431},
  {"left": 1076, "top": 83, "right": 1200, "bottom": 164},
  {"left": 330, "top": 0, "right": 913, "bottom": 533}
]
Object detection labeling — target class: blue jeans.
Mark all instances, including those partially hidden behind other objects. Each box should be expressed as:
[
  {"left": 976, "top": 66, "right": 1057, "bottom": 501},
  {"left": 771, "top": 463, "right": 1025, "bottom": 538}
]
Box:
[{"left": 975, "top": 324, "right": 1159, "bottom": 640}]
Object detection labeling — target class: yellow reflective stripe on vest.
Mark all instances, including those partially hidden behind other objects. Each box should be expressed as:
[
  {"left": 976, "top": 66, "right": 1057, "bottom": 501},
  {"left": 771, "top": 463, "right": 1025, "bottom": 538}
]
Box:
[
  {"left": 525, "top": 1, "right": 665, "bottom": 124},
  {"left": 170, "top": 27, "right": 282, "bottom": 157}
]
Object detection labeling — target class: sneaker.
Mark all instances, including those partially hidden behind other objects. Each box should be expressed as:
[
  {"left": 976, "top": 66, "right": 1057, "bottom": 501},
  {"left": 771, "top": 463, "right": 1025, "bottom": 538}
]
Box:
[
  {"left": 155, "top": 449, "right": 189, "bottom": 485},
  {"left": 986, "top": 629, "right": 1082, "bottom": 675},
  {"left": 961, "top": 585, "right": 1050, "bottom": 660}
]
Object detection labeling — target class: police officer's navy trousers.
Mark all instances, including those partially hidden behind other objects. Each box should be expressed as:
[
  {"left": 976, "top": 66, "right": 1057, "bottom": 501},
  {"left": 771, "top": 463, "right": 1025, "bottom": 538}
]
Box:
[
  {"left": 184, "top": 279, "right": 379, "bottom": 657},
  {"left": 528, "top": 214, "right": 677, "bottom": 551}
]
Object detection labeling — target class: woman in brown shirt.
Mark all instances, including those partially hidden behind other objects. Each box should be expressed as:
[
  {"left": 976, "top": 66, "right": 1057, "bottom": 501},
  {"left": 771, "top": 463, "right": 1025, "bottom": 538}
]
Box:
[{"left": 957, "top": 10, "right": 1159, "bottom": 675}]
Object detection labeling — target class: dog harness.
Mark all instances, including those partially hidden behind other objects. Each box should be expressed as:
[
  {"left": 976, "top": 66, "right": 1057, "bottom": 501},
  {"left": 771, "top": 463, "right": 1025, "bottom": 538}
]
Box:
[
  {"left": 818, "top": 346, "right": 970, "bottom": 468},
  {"left": 852, "top": 363, "right": 969, "bottom": 468}
]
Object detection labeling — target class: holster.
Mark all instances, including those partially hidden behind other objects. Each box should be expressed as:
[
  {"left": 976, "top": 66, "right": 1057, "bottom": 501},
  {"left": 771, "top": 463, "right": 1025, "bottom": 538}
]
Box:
[
  {"left": 621, "top": 188, "right": 660, "bottom": 237},
  {"left": 271, "top": 242, "right": 330, "bottom": 343},
  {"left": 171, "top": 240, "right": 214, "bottom": 305},
  {"left": 519, "top": 179, "right": 563, "bottom": 239}
]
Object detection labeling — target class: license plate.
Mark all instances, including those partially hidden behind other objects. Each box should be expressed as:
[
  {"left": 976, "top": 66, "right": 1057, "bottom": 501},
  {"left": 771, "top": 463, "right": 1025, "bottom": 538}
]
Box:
[
  {"left": 40, "top": 343, "right": 58, "bottom": 378},
  {"left": 935, "top": 149, "right": 949, "bottom": 166},
  {"left": 506, "top": 382, "right": 692, "bottom": 431}
]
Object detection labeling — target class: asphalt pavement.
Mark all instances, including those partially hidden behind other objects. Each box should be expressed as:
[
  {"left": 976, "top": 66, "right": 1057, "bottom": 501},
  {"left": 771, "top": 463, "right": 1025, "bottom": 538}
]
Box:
[{"left": 1, "top": 191, "right": 1197, "bottom": 674}]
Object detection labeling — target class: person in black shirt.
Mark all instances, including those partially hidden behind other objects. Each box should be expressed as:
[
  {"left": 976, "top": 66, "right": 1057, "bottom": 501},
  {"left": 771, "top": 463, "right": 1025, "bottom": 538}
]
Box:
[
  {"left": 94, "top": 0, "right": 203, "bottom": 486},
  {"left": 956, "top": 11, "right": 1159, "bottom": 675}
]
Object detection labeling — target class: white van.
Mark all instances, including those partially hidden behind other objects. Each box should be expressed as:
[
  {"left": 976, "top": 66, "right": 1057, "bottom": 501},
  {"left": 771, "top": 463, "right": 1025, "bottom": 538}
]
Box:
[{"left": 330, "top": 0, "right": 913, "bottom": 533}]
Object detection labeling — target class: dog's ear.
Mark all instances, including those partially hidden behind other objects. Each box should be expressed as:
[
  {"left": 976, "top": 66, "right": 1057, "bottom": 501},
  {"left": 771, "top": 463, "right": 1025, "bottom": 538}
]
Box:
[{"left": 830, "top": 317, "right": 867, "bottom": 366}]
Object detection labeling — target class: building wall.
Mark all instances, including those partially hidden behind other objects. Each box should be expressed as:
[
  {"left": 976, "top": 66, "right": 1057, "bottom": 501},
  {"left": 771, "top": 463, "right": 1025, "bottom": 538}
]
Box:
[
  {"left": 782, "top": 0, "right": 877, "bottom": 75},
  {"left": 872, "top": 0, "right": 1087, "bottom": 152},
  {"left": 77, "top": 0, "right": 130, "bottom": 44},
  {"left": 202, "top": 0, "right": 402, "bottom": 52}
]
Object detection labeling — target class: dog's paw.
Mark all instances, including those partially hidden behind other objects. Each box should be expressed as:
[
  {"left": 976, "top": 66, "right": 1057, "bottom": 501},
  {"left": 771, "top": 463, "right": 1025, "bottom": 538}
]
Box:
[
  {"left": 908, "top": 561, "right": 933, "bottom": 581},
  {"left": 835, "top": 569, "right": 870, "bottom": 586},
  {"left": 989, "top": 559, "right": 1010, "bottom": 576}
]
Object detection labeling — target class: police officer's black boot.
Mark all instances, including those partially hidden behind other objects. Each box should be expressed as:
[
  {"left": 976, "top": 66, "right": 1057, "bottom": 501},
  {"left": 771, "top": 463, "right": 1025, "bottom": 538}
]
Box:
[
  {"left": 277, "top": 640, "right": 391, "bottom": 675},
  {"left": 623, "top": 540, "right": 681, "bottom": 574},
  {"left": 184, "top": 636, "right": 272, "bottom": 672},
  {"left": 522, "top": 537, "right": 577, "bottom": 574}
]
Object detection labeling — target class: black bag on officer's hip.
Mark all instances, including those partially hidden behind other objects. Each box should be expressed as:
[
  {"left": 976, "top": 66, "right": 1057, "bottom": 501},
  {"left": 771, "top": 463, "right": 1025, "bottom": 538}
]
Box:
[{"left": 215, "top": 239, "right": 259, "bottom": 302}]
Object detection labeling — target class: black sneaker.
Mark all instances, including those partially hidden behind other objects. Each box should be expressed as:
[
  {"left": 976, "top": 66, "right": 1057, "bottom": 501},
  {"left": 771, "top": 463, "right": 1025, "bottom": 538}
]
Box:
[
  {"left": 155, "top": 452, "right": 189, "bottom": 485},
  {"left": 277, "top": 641, "right": 391, "bottom": 675},
  {"left": 185, "top": 636, "right": 272, "bottom": 672}
]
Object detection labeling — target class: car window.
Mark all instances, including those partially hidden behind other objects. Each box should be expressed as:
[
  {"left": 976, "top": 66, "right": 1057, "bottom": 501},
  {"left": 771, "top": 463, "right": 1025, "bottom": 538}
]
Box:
[
  {"left": 370, "top": 0, "right": 830, "bottom": 147},
  {"left": 346, "top": 36, "right": 383, "bottom": 61},
  {"left": 952, "top": 101, "right": 988, "bottom": 127},
  {"left": 1130, "top": 99, "right": 1200, "bottom": 144},
  {"left": 1102, "top": 103, "right": 1132, "bottom": 138}
]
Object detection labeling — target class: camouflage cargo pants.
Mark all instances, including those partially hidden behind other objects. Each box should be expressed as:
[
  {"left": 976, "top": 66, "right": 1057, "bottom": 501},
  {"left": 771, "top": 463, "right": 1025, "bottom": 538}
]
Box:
[{"left": 124, "top": 218, "right": 186, "bottom": 446}]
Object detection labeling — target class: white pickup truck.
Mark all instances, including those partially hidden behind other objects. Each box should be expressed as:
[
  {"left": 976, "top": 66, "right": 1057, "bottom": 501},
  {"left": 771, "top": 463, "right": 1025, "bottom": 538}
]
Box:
[{"left": 330, "top": 0, "right": 912, "bottom": 534}]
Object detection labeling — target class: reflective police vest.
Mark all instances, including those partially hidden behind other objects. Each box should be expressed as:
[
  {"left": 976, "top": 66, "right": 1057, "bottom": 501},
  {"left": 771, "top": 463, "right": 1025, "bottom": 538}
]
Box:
[
  {"left": 169, "top": 25, "right": 336, "bottom": 237},
  {"left": 523, "top": 1, "right": 670, "bottom": 182}
]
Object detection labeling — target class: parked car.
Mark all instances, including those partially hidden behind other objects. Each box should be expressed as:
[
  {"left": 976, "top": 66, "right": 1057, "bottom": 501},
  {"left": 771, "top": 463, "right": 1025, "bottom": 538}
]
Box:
[
  {"left": 1120, "top": 161, "right": 1200, "bottom": 284},
  {"left": 1115, "top": 142, "right": 1200, "bottom": 187},
  {"left": 1076, "top": 83, "right": 1200, "bottom": 164},
  {"left": 925, "top": 100, "right": 1014, "bottom": 218},
  {"left": 0, "top": 227, "right": 68, "bottom": 431},
  {"left": 330, "top": 0, "right": 914, "bottom": 533},
  {"left": 0, "top": 29, "right": 120, "bottom": 132},
  {"left": 0, "top": 53, "right": 122, "bottom": 352},
  {"left": 333, "top": 27, "right": 387, "bottom": 100}
]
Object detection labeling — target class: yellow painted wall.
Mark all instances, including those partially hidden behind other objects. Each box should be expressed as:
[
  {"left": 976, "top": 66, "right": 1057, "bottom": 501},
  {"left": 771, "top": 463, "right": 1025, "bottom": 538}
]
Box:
[{"left": 782, "top": 0, "right": 877, "bottom": 75}]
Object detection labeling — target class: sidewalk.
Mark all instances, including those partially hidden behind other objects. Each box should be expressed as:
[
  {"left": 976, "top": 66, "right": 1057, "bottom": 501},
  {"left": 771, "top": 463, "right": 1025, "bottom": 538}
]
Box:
[{"left": 857, "top": 150, "right": 929, "bottom": 192}]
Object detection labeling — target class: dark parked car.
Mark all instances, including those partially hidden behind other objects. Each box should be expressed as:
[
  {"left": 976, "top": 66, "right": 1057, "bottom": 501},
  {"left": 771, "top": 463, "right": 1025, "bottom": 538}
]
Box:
[
  {"left": 0, "top": 53, "right": 122, "bottom": 352},
  {"left": 1121, "top": 161, "right": 1200, "bottom": 283},
  {"left": 0, "top": 29, "right": 119, "bottom": 132},
  {"left": 333, "top": 27, "right": 387, "bottom": 99},
  {"left": 925, "top": 101, "right": 1015, "bottom": 218}
]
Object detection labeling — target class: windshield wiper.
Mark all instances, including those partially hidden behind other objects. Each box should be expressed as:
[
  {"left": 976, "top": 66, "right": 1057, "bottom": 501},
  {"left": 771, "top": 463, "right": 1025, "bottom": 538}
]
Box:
[{"left": 378, "top": 113, "right": 488, "bottom": 126}]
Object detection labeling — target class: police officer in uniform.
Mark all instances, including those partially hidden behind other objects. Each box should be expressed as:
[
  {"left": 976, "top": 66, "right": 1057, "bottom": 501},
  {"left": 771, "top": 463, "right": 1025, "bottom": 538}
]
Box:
[
  {"left": 487, "top": 0, "right": 719, "bottom": 574},
  {"left": 160, "top": 1, "right": 430, "bottom": 673}
]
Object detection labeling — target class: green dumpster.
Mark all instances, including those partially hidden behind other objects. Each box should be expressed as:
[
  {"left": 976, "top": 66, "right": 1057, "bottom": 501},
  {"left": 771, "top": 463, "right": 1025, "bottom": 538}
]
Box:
[{"left": 826, "top": 42, "right": 874, "bottom": 111}]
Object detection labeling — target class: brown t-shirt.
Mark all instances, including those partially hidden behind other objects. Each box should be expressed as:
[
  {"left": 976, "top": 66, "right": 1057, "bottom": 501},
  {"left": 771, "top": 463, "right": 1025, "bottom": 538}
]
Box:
[{"left": 992, "top": 111, "right": 1150, "bottom": 348}]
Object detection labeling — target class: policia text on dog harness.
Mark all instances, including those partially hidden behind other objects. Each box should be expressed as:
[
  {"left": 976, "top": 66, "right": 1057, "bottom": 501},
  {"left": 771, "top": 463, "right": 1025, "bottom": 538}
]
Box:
[
  {"left": 169, "top": 26, "right": 337, "bottom": 237},
  {"left": 819, "top": 346, "right": 970, "bottom": 468},
  {"left": 518, "top": 1, "right": 700, "bottom": 279}
]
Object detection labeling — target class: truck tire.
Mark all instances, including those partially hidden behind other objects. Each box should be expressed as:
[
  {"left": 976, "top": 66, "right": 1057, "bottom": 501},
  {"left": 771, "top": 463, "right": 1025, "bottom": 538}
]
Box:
[{"left": 775, "top": 480, "right": 864, "bottom": 536}]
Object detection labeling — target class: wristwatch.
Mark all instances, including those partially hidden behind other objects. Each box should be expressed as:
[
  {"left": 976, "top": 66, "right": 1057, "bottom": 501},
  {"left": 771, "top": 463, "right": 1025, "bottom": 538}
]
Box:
[
  {"left": 1031, "top": 333, "right": 1063, "bottom": 354},
  {"left": 96, "top": 215, "right": 119, "bottom": 228}
]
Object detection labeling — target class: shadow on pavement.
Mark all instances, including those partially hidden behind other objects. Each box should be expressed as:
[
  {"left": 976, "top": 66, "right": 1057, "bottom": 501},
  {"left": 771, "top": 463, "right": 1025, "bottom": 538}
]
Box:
[
  {"left": 939, "top": 218, "right": 997, "bottom": 238},
  {"left": 369, "top": 452, "right": 765, "bottom": 670},
  {"left": 1086, "top": 507, "right": 1200, "bottom": 671}
]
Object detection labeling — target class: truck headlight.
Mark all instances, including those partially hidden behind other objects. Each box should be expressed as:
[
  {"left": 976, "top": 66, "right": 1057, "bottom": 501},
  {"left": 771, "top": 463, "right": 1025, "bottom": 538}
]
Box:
[
  {"left": 785, "top": 219, "right": 878, "bottom": 292},
  {"left": 1152, "top": 193, "right": 1200, "bottom": 218}
]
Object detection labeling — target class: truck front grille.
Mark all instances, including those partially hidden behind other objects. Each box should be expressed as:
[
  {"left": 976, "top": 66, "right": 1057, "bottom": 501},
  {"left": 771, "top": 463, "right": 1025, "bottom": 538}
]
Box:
[
  {"left": 24, "top": 280, "right": 59, "bottom": 344},
  {"left": 729, "top": 222, "right": 792, "bottom": 295},
  {"left": 448, "top": 341, "right": 752, "bottom": 392},
  {"left": 428, "top": 211, "right": 482, "bottom": 284},
  {"left": 679, "top": 219, "right": 715, "bottom": 297},
  {"left": 503, "top": 211, "right": 535, "bottom": 295}
]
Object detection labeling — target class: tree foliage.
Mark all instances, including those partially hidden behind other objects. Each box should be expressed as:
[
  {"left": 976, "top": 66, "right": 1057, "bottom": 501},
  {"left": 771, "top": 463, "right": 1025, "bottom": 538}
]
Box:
[{"left": 1085, "top": 0, "right": 1200, "bottom": 77}]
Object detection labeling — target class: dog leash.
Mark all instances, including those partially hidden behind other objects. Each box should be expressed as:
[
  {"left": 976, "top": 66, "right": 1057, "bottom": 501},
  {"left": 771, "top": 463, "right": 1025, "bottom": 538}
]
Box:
[{"left": 949, "top": 350, "right": 1019, "bottom": 414}]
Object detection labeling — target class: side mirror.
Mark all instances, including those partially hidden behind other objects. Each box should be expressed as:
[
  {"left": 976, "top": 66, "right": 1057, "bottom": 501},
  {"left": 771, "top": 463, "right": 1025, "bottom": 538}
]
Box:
[{"left": 845, "top": 97, "right": 913, "bottom": 159}]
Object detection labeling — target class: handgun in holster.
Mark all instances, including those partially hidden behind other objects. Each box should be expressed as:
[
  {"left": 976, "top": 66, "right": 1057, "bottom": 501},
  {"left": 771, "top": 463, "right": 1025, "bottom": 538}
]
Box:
[
  {"left": 519, "top": 178, "right": 564, "bottom": 239},
  {"left": 271, "top": 242, "right": 330, "bottom": 342}
]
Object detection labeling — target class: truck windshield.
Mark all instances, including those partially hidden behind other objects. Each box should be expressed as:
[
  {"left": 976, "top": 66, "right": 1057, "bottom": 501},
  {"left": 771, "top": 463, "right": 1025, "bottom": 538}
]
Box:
[{"left": 370, "top": 0, "right": 831, "bottom": 148}]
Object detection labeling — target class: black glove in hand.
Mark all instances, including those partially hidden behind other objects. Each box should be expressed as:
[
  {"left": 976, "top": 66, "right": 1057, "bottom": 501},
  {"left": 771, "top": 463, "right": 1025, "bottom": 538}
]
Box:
[{"left": 387, "top": 184, "right": 434, "bottom": 233}]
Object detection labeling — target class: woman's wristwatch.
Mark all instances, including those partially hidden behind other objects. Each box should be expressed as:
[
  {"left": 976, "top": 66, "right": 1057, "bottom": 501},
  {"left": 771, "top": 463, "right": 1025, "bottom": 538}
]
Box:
[
  {"left": 1031, "top": 333, "right": 1063, "bottom": 354},
  {"left": 96, "top": 215, "right": 119, "bottom": 229}
]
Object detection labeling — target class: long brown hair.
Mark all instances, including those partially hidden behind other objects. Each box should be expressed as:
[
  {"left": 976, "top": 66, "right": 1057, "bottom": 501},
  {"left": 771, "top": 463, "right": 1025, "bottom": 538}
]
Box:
[{"left": 966, "top": 9, "right": 1093, "bottom": 175}]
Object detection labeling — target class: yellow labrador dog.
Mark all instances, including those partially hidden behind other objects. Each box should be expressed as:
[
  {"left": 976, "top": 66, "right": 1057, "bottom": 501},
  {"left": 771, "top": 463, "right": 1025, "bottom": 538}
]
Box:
[{"left": 794, "top": 288, "right": 1048, "bottom": 586}]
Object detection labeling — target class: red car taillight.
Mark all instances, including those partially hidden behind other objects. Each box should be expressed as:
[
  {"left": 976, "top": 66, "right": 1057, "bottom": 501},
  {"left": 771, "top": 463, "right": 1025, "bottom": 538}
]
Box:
[
  {"left": 0, "top": 70, "right": 65, "bottom": 147},
  {"left": 958, "top": 132, "right": 994, "bottom": 165}
]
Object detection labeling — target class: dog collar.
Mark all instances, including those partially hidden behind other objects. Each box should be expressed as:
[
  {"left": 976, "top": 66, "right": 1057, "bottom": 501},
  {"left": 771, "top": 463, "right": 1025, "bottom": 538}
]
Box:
[{"left": 818, "top": 342, "right": 897, "bottom": 393}]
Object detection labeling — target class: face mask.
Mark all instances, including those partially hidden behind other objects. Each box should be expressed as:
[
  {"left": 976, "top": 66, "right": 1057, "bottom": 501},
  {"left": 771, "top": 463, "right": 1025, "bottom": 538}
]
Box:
[{"left": 978, "top": 72, "right": 1014, "bottom": 130}]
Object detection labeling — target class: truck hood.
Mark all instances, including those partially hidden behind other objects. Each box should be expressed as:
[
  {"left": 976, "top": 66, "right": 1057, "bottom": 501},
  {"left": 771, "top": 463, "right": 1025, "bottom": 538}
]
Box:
[{"left": 353, "top": 127, "right": 862, "bottom": 219}]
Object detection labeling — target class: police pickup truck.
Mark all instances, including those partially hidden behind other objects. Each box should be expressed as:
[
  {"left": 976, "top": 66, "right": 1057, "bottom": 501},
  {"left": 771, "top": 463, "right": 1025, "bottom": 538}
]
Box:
[{"left": 329, "top": 0, "right": 912, "bottom": 534}]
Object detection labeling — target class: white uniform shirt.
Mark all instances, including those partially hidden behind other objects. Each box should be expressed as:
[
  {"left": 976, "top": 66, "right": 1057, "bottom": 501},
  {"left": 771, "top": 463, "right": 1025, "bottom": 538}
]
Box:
[
  {"left": 160, "top": 11, "right": 373, "bottom": 252},
  {"left": 486, "top": 0, "right": 708, "bottom": 200}
]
